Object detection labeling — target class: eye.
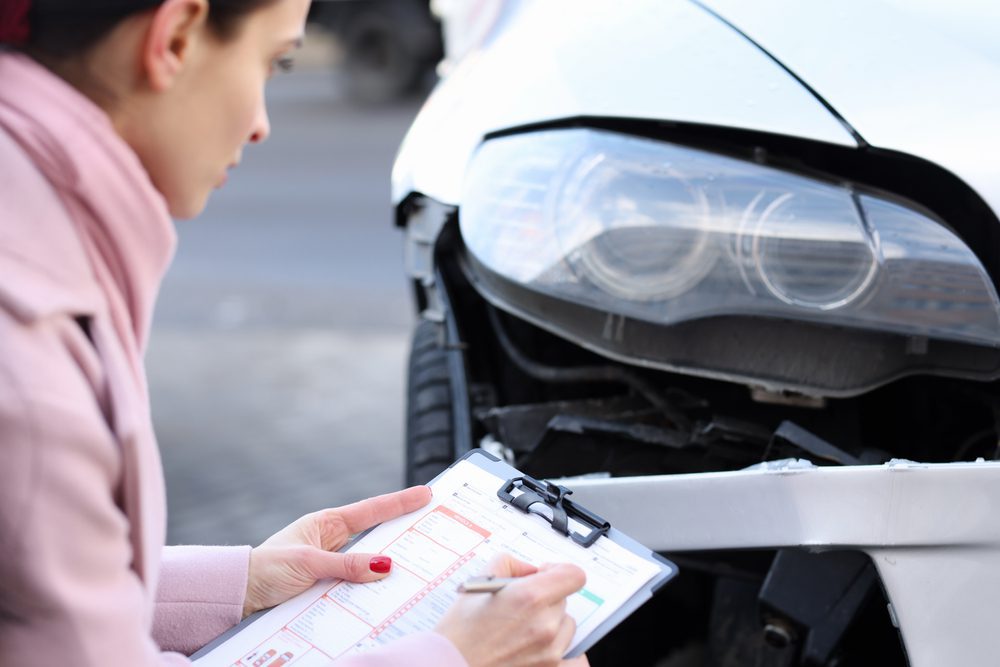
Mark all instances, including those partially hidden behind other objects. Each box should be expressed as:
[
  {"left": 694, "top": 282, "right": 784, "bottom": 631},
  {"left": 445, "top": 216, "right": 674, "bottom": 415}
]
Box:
[{"left": 271, "top": 56, "right": 295, "bottom": 75}]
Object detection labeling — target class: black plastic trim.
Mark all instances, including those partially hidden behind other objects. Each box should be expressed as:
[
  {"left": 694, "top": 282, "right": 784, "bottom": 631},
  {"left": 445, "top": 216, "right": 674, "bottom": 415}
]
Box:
[{"left": 459, "top": 247, "right": 1000, "bottom": 398}]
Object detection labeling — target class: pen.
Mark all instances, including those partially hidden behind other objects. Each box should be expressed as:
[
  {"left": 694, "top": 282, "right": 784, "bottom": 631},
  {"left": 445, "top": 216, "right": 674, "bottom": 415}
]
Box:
[{"left": 457, "top": 576, "right": 520, "bottom": 593}]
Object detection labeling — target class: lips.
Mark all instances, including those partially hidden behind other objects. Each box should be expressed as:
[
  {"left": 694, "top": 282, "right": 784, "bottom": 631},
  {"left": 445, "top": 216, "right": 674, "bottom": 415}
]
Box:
[{"left": 216, "top": 162, "right": 239, "bottom": 189}]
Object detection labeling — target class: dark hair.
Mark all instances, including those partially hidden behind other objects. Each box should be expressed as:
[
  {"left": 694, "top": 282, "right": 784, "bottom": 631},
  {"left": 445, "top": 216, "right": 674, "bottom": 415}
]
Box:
[{"left": 27, "top": 0, "right": 279, "bottom": 58}]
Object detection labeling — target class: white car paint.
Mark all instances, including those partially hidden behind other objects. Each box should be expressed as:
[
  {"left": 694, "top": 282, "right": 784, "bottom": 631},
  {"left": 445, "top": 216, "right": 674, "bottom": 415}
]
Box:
[
  {"left": 392, "top": 0, "right": 855, "bottom": 205},
  {"left": 702, "top": 0, "right": 1000, "bottom": 225}
]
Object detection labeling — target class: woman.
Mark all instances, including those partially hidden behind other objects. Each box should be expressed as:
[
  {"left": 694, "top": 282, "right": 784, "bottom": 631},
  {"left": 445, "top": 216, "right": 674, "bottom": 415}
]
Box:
[{"left": 0, "top": 1, "right": 588, "bottom": 665}]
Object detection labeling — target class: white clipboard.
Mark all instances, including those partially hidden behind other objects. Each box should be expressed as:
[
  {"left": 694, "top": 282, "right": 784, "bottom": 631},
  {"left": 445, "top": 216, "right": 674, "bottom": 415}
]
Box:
[
  {"left": 192, "top": 449, "right": 677, "bottom": 663},
  {"left": 449, "top": 450, "right": 677, "bottom": 657}
]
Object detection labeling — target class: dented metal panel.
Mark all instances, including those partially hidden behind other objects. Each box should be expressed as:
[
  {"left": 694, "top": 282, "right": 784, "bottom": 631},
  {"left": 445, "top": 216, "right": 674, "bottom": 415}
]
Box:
[{"left": 566, "top": 461, "right": 1000, "bottom": 667}]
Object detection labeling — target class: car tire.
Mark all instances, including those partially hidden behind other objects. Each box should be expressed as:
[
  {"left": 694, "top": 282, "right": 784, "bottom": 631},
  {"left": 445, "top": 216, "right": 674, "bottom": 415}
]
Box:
[
  {"left": 405, "top": 320, "right": 457, "bottom": 486},
  {"left": 340, "top": 4, "right": 433, "bottom": 105}
]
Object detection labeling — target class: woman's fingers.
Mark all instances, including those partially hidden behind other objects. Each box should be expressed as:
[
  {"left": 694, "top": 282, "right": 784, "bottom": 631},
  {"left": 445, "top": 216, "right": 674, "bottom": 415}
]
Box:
[
  {"left": 487, "top": 553, "right": 540, "bottom": 578},
  {"left": 317, "top": 486, "right": 432, "bottom": 549},
  {"left": 484, "top": 557, "right": 586, "bottom": 602},
  {"left": 301, "top": 548, "right": 394, "bottom": 583},
  {"left": 507, "top": 563, "right": 587, "bottom": 606},
  {"left": 552, "top": 613, "right": 578, "bottom": 657},
  {"left": 436, "top": 558, "right": 588, "bottom": 667}
]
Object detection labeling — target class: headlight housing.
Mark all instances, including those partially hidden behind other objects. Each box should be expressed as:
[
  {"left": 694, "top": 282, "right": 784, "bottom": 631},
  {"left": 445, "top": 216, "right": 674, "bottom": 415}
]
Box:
[{"left": 460, "top": 128, "right": 1000, "bottom": 347}]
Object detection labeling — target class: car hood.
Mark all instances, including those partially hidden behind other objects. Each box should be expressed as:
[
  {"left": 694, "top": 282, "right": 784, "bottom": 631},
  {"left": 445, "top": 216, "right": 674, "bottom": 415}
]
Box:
[
  {"left": 702, "top": 0, "right": 1000, "bottom": 222},
  {"left": 393, "top": 0, "right": 855, "bottom": 206},
  {"left": 394, "top": 0, "right": 999, "bottom": 220}
]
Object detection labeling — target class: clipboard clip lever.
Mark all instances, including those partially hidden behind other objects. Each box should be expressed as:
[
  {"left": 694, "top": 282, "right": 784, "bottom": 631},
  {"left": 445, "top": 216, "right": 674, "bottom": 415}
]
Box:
[{"left": 498, "top": 475, "right": 610, "bottom": 548}]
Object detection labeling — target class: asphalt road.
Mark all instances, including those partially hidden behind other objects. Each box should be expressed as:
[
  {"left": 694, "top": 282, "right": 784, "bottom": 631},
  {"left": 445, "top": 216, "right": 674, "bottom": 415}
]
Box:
[{"left": 148, "top": 62, "right": 424, "bottom": 547}]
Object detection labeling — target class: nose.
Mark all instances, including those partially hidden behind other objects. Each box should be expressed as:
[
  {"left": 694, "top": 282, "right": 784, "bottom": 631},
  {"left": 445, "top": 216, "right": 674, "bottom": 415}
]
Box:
[{"left": 249, "top": 100, "right": 271, "bottom": 144}]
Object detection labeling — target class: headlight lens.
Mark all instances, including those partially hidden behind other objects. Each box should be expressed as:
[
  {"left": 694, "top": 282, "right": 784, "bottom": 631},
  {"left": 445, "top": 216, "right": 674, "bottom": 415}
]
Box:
[
  {"left": 460, "top": 128, "right": 1000, "bottom": 346},
  {"left": 557, "top": 148, "right": 718, "bottom": 301}
]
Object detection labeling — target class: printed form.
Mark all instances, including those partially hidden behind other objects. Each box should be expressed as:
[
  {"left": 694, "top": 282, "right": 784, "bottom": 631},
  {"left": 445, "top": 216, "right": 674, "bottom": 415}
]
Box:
[{"left": 195, "top": 460, "right": 661, "bottom": 667}]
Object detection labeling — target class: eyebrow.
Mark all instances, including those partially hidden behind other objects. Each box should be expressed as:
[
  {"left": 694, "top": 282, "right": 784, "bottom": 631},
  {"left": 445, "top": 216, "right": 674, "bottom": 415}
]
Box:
[{"left": 281, "top": 36, "right": 305, "bottom": 49}]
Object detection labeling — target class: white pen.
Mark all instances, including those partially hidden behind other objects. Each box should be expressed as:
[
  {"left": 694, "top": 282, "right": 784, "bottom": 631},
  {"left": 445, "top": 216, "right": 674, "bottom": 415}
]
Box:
[{"left": 457, "top": 575, "right": 520, "bottom": 593}]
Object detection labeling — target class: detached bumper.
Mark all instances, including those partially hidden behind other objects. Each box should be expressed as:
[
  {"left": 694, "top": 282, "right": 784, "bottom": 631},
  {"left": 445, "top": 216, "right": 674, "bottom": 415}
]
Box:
[{"left": 568, "top": 460, "right": 1000, "bottom": 667}]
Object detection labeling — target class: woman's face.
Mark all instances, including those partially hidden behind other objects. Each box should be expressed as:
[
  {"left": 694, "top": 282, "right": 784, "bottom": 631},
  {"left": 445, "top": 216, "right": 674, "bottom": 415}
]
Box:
[{"left": 130, "top": 0, "right": 311, "bottom": 219}]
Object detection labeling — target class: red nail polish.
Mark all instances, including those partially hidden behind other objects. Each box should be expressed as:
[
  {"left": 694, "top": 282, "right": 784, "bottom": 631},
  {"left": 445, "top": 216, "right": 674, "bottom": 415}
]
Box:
[{"left": 369, "top": 556, "right": 392, "bottom": 574}]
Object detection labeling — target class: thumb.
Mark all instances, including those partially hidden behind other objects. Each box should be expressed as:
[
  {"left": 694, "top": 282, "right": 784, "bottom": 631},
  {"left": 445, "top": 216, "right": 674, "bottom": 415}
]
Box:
[{"left": 301, "top": 549, "right": 393, "bottom": 583}]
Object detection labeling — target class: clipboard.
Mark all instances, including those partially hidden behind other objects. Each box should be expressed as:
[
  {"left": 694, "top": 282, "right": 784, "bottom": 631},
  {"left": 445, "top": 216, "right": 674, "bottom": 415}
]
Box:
[
  {"left": 193, "top": 449, "right": 676, "bottom": 662},
  {"left": 444, "top": 449, "right": 677, "bottom": 657}
]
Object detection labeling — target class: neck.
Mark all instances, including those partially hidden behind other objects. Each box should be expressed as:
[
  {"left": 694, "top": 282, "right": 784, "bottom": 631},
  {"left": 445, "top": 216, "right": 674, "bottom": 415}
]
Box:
[{"left": 25, "top": 15, "right": 149, "bottom": 128}]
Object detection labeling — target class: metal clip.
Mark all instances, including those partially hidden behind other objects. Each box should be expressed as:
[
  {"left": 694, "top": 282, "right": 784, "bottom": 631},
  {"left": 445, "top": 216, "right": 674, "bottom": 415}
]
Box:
[{"left": 498, "top": 475, "right": 610, "bottom": 548}]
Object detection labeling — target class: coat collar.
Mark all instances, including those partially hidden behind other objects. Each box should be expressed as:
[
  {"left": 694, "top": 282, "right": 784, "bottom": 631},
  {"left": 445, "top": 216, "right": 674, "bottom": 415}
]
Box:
[
  {"left": 0, "top": 124, "right": 104, "bottom": 324},
  {"left": 0, "top": 52, "right": 176, "bottom": 354}
]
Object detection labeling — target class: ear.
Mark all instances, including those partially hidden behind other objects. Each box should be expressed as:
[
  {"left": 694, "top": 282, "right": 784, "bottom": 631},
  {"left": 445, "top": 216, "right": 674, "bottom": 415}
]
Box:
[{"left": 142, "top": 0, "right": 209, "bottom": 92}]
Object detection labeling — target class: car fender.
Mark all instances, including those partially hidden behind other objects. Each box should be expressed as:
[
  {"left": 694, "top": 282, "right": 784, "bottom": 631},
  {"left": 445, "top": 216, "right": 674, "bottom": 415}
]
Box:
[{"left": 392, "top": 0, "right": 856, "bottom": 207}]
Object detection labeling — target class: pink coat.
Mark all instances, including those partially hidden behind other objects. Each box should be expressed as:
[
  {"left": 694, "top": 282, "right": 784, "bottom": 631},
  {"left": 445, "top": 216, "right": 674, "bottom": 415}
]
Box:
[{"left": 0, "top": 53, "right": 466, "bottom": 667}]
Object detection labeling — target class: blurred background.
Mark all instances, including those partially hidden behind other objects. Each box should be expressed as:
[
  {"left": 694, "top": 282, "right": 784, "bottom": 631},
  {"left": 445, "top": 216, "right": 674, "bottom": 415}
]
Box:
[{"left": 148, "top": 9, "right": 436, "bottom": 547}]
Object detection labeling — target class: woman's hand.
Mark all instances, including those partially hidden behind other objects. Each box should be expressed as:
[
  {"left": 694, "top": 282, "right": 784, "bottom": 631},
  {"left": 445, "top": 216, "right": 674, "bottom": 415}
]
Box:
[
  {"left": 242, "top": 486, "right": 432, "bottom": 617},
  {"left": 436, "top": 555, "right": 590, "bottom": 667}
]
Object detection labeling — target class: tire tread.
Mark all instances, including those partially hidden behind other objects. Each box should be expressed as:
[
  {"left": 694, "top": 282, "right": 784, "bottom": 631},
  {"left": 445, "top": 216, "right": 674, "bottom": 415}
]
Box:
[{"left": 405, "top": 320, "right": 458, "bottom": 486}]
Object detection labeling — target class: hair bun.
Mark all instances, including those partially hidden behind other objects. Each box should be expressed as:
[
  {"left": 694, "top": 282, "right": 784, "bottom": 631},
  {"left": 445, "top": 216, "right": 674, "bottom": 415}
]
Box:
[{"left": 0, "top": 0, "right": 30, "bottom": 45}]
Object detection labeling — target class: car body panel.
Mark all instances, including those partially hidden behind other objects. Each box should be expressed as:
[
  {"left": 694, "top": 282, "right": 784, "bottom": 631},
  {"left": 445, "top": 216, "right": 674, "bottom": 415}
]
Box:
[
  {"left": 703, "top": 0, "right": 1000, "bottom": 217},
  {"left": 392, "top": 0, "right": 856, "bottom": 205},
  {"left": 395, "top": 3, "right": 1000, "bottom": 664},
  {"left": 566, "top": 461, "right": 1000, "bottom": 667}
]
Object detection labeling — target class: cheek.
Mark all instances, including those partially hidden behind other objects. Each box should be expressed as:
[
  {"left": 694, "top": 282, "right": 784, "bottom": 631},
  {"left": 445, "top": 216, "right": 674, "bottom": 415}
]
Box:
[
  {"left": 191, "top": 54, "right": 264, "bottom": 162},
  {"left": 140, "top": 56, "right": 267, "bottom": 218}
]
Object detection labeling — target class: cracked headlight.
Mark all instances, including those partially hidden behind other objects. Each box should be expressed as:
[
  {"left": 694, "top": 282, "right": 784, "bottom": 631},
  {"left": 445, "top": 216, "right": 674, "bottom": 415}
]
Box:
[{"left": 460, "top": 128, "right": 1000, "bottom": 347}]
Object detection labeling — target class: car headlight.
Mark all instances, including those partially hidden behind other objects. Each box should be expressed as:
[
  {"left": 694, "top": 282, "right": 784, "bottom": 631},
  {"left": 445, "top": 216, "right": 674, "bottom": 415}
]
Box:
[{"left": 460, "top": 128, "right": 1000, "bottom": 347}]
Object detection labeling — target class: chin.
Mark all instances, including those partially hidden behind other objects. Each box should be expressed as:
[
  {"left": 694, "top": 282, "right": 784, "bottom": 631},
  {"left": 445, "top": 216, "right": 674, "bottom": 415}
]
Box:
[{"left": 167, "top": 190, "right": 212, "bottom": 220}]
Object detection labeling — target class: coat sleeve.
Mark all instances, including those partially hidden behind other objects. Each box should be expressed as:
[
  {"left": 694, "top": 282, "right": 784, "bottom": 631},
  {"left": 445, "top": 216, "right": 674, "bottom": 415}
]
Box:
[
  {"left": 154, "top": 549, "right": 469, "bottom": 666},
  {"left": 0, "top": 314, "right": 189, "bottom": 666},
  {"left": 0, "top": 314, "right": 468, "bottom": 667},
  {"left": 154, "top": 545, "right": 252, "bottom": 655},
  {"left": 156, "top": 550, "right": 471, "bottom": 667}
]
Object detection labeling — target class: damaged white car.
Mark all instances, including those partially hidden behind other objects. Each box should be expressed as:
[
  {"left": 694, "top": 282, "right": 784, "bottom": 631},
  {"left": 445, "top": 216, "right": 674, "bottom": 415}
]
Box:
[{"left": 392, "top": 1, "right": 1000, "bottom": 665}]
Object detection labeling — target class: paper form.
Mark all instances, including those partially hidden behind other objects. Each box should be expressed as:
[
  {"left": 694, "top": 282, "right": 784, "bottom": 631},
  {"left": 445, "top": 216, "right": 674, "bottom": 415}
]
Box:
[{"left": 194, "top": 460, "right": 662, "bottom": 666}]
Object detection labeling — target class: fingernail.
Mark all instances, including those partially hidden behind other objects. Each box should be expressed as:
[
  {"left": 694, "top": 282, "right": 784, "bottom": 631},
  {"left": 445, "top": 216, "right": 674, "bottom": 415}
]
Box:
[{"left": 369, "top": 556, "right": 392, "bottom": 574}]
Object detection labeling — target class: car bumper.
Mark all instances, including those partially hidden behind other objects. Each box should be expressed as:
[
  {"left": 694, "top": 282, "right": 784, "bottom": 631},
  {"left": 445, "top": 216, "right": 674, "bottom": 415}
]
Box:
[{"left": 566, "top": 460, "right": 1000, "bottom": 666}]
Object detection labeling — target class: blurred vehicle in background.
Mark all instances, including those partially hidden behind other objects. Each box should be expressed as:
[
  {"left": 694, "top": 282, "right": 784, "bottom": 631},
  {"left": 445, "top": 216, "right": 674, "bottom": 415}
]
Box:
[
  {"left": 391, "top": 0, "right": 1000, "bottom": 665},
  {"left": 430, "top": 0, "right": 506, "bottom": 77},
  {"left": 308, "top": 0, "right": 442, "bottom": 104}
]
